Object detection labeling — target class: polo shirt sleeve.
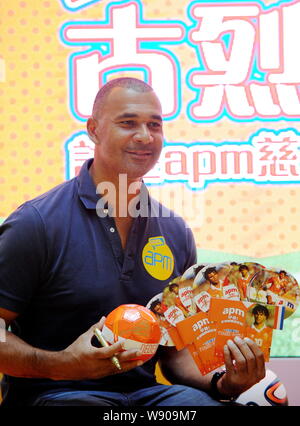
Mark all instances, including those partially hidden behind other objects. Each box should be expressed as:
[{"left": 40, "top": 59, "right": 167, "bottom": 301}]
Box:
[
  {"left": 183, "top": 225, "right": 197, "bottom": 272},
  {"left": 0, "top": 203, "right": 47, "bottom": 314}
]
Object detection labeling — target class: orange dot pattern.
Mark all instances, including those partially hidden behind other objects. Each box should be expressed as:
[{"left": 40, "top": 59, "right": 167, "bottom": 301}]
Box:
[{"left": 1, "top": 0, "right": 300, "bottom": 259}]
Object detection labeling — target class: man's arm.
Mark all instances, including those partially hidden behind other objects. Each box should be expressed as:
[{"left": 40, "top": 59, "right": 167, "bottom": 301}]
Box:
[
  {"left": 0, "top": 310, "right": 143, "bottom": 381},
  {"left": 158, "top": 336, "right": 265, "bottom": 399},
  {"left": 158, "top": 346, "right": 212, "bottom": 392}
]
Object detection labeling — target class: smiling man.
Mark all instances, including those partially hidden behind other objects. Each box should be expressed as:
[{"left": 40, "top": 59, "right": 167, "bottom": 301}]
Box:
[
  {"left": 0, "top": 78, "right": 265, "bottom": 406},
  {"left": 88, "top": 80, "right": 163, "bottom": 182},
  {"left": 86, "top": 79, "right": 164, "bottom": 248}
]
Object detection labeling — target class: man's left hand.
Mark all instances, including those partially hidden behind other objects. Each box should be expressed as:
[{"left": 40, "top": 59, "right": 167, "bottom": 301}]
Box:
[{"left": 218, "top": 336, "right": 266, "bottom": 398}]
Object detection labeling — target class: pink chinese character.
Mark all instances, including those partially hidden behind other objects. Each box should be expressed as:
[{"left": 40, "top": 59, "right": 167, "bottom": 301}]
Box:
[
  {"left": 188, "top": 4, "right": 259, "bottom": 119},
  {"left": 259, "top": 1, "right": 300, "bottom": 116},
  {"left": 188, "top": 1, "right": 300, "bottom": 120},
  {"left": 66, "top": 134, "right": 94, "bottom": 178},
  {"left": 63, "top": 2, "right": 184, "bottom": 119},
  {"left": 253, "top": 131, "right": 300, "bottom": 180}
]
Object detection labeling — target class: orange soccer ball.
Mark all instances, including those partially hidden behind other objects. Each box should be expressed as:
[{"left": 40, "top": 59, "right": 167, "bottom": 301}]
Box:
[{"left": 102, "top": 304, "right": 161, "bottom": 361}]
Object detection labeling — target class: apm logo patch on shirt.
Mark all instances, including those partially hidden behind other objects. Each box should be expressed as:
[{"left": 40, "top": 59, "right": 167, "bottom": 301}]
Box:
[{"left": 142, "top": 237, "right": 174, "bottom": 280}]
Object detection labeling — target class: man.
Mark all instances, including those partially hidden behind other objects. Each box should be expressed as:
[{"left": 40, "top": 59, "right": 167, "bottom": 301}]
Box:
[
  {"left": 246, "top": 305, "right": 273, "bottom": 362},
  {"left": 204, "top": 265, "right": 240, "bottom": 302},
  {"left": 0, "top": 78, "right": 265, "bottom": 406},
  {"left": 266, "top": 270, "right": 288, "bottom": 297},
  {"left": 203, "top": 267, "right": 224, "bottom": 298},
  {"left": 237, "top": 264, "right": 251, "bottom": 300},
  {"left": 149, "top": 299, "right": 173, "bottom": 347},
  {"left": 251, "top": 305, "right": 269, "bottom": 329}
]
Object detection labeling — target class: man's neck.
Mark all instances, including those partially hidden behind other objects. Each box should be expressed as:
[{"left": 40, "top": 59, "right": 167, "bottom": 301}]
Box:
[
  {"left": 89, "top": 161, "right": 143, "bottom": 218},
  {"left": 253, "top": 322, "right": 266, "bottom": 331}
]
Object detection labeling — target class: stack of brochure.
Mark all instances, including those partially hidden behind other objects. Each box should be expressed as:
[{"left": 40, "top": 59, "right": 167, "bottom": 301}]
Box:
[{"left": 147, "top": 262, "right": 299, "bottom": 375}]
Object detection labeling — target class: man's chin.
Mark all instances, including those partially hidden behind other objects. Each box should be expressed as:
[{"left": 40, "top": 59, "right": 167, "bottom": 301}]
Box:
[{"left": 122, "top": 165, "right": 157, "bottom": 181}]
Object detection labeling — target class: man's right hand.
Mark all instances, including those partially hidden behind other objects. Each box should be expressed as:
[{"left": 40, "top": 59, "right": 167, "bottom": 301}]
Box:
[
  {"left": 58, "top": 317, "right": 144, "bottom": 381},
  {"left": 0, "top": 309, "right": 144, "bottom": 381}
]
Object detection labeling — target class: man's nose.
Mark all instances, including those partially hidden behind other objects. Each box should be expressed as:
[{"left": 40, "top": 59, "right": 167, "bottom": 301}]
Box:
[{"left": 133, "top": 124, "right": 153, "bottom": 143}]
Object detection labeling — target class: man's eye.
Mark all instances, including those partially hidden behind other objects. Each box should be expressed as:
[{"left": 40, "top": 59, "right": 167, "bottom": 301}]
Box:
[
  {"left": 121, "top": 120, "right": 135, "bottom": 126},
  {"left": 149, "top": 122, "right": 161, "bottom": 128}
]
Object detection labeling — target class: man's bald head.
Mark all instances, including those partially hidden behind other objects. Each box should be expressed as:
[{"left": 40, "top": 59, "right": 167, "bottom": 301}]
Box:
[{"left": 92, "top": 77, "right": 154, "bottom": 118}]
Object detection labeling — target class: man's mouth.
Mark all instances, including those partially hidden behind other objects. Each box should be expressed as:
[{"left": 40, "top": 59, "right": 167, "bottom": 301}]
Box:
[{"left": 125, "top": 150, "right": 152, "bottom": 158}]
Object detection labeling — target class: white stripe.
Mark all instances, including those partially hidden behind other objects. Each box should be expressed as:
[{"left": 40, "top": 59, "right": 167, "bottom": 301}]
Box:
[{"left": 101, "top": 325, "right": 158, "bottom": 354}]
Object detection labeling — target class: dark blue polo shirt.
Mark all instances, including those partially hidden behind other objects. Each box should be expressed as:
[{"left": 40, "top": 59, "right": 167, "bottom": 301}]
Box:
[{"left": 0, "top": 159, "right": 197, "bottom": 405}]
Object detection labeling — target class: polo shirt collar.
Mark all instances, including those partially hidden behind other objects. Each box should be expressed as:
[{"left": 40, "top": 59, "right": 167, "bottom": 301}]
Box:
[
  {"left": 77, "top": 158, "right": 99, "bottom": 209},
  {"left": 77, "top": 158, "right": 154, "bottom": 213}
]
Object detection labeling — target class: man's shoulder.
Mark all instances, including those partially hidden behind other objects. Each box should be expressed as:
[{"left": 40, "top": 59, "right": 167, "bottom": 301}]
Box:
[
  {"left": 28, "top": 178, "right": 77, "bottom": 208},
  {"left": 22, "top": 178, "right": 78, "bottom": 218},
  {"left": 3, "top": 178, "right": 78, "bottom": 227}
]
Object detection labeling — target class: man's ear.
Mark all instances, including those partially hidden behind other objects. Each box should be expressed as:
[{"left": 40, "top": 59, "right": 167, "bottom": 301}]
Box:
[{"left": 87, "top": 117, "right": 100, "bottom": 145}]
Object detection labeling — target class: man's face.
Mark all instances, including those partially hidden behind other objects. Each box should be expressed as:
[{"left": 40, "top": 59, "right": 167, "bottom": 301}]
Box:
[
  {"left": 241, "top": 268, "right": 248, "bottom": 278},
  {"left": 88, "top": 87, "right": 163, "bottom": 181},
  {"left": 207, "top": 271, "right": 219, "bottom": 285},
  {"left": 153, "top": 303, "right": 163, "bottom": 315},
  {"left": 171, "top": 285, "right": 179, "bottom": 295},
  {"left": 254, "top": 310, "right": 266, "bottom": 325},
  {"left": 279, "top": 272, "right": 286, "bottom": 280}
]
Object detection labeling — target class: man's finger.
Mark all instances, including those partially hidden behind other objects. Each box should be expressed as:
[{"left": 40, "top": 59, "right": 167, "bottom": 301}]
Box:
[
  {"left": 87, "top": 317, "right": 106, "bottom": 338},
  {"left": 120, "top": 359, "right": 144, "bottom": 372},
  {"left": 244, "top": 337, "right": 266, "bottom": 380},
  {"left": 98, "top": 316, "right": 106, "bottom": 329},
  {"left": 232, "top": 336, "right": 256, "bottom": 373},
  {"left": 223, "top": 343, "right": 235, "bottom": 374},
  {"left": 94, "top": 340, "right": 124, "bottom": 358},
  {"left": 226, "top": 339, "right": 251, "bottom": 373},
  {"left": 118, "top": 349, "right": 143, "bottom": 363}
]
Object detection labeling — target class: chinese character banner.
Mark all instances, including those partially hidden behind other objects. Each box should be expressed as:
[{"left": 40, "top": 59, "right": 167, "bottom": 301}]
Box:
[{"left": 0, "top": 0, "right": 300, "bottom": 354}]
